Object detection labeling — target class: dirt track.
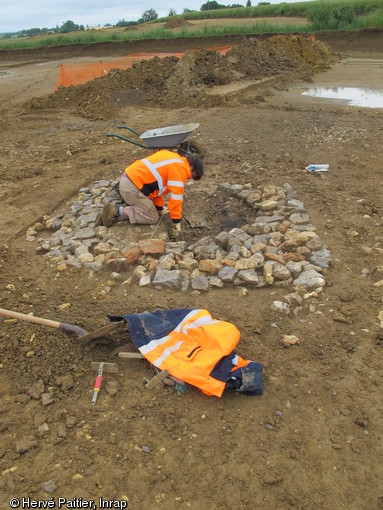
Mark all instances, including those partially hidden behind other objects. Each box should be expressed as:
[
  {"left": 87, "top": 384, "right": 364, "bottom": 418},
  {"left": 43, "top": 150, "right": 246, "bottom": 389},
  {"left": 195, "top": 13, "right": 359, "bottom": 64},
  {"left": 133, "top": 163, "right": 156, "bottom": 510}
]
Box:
[{"left": 0, "top": 31, "right": 383, "bottom": 509}]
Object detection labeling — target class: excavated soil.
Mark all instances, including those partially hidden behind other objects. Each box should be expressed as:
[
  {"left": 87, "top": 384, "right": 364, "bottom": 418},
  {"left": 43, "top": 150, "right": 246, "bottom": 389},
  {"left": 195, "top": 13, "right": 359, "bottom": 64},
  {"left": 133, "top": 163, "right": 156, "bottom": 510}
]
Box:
[
  {"left": 0, "top": 31, "right": 382, "bottom": 509},
  {"left": 28, "top": 36, "right": 340, "bottom": 119}
]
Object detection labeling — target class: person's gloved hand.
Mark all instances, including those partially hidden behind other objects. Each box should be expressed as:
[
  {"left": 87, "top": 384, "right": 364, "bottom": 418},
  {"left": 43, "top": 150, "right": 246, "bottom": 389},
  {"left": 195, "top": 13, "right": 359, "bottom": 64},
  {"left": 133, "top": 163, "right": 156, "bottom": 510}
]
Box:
[
  {"left": 160, "top": 206, "right": 169, "bottom": 216},
  {"left": 171, "top": 222, "right": 181, "bottom": 239}
]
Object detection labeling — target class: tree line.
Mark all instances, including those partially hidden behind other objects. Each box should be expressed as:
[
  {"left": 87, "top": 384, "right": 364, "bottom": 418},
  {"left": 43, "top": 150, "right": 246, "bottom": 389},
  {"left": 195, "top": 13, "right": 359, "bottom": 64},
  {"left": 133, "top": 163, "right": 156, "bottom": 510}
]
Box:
[
  {"left": 10, "top": 1, "right": 260, "bottom": 36},
  {"left": 118, "top": 2, "right": 256, "bottom": 25}
]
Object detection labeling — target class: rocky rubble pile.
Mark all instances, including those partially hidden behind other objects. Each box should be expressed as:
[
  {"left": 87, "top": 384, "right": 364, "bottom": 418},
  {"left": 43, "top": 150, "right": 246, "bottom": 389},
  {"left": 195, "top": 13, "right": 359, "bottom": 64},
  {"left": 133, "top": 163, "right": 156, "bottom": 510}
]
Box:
[{"left": 29, "top": 179, "right": 331, "bottom": 296}]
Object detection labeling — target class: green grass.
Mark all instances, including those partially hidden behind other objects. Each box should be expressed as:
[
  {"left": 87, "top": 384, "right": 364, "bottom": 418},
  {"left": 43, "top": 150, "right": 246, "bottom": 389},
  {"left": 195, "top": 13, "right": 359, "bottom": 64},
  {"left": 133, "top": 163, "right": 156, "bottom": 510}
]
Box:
[
  {"left": 0, "top": 0, "right": 382, "bottom": 51},
  {"left": 0, "top": 32, "right": 121, "bottom": 50},
  {"left": 306, "top": 0, "right": 383, "bottom": 30},
  {"left": 158, "top": 0, "right": 383, "bottom": 21},
  {"left": 361, "top": 7, "right": 383, "bottom": 27},
  {"left": 0, "top": 22, "right": 310, "bottom": 50},
  {"left": 176, "top": 3, "right": 313, "bottom": 20}
]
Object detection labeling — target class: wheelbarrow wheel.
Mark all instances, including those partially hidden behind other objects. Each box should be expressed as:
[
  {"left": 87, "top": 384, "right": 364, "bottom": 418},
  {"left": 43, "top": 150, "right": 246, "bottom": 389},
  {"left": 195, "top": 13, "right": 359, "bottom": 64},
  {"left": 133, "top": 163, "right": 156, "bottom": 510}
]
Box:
[{"left": 178, "top": 140, "right": 205, "bottom": 159}]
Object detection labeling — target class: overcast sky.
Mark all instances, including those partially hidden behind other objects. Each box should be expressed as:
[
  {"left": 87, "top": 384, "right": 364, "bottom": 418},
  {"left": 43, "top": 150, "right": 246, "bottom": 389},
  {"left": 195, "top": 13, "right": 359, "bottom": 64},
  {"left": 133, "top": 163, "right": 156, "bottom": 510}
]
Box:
[{"left": 0, "top": 0, "right": 310, "bottom": 33}]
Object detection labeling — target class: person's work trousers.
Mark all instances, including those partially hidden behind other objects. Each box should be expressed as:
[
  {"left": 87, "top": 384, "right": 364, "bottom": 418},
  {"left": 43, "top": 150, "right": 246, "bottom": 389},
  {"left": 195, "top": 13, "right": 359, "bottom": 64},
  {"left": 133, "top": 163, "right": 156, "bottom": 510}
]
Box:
[{"left": 119, "top": 173, "right": 159, "bottom": 225}]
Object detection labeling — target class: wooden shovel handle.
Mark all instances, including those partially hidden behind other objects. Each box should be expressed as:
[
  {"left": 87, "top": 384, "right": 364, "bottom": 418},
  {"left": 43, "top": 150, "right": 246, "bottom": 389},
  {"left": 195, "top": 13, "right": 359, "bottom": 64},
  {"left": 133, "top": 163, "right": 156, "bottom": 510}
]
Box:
[
  {"left": 0, "top": 308, "right": 60, "bottom": 328},
  {"left": 0, "top": 308, "right": 87, "bottom": 337}
]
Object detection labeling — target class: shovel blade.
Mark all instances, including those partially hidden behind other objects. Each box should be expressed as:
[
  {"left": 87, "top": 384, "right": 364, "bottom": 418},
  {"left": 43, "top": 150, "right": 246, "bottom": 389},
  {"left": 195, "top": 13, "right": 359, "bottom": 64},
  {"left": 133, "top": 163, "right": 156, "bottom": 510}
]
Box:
[{"left": 80, "top": 319, "right": 126, "bottom": 341}]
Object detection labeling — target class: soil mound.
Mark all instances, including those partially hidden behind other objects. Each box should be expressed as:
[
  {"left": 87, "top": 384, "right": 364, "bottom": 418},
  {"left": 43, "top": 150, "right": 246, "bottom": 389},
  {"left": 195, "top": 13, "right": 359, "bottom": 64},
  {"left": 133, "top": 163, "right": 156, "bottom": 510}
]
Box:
[
  {"left": 227, "top": 35, "right": 339, "bottom": 77},
  {"left": 28, "top": 35, "right": 341, "bottom": 119},
  {"left": 164, "top": 17, "right": 193, "bottom": 29}
]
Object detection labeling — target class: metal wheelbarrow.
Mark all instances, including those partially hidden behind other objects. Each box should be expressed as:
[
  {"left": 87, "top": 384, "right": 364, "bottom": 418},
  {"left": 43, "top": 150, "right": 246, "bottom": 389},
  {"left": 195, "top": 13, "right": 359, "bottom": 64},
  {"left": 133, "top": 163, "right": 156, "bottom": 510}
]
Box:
[{"left": 107, "top": 123, "right": 204, "bottom": 158}]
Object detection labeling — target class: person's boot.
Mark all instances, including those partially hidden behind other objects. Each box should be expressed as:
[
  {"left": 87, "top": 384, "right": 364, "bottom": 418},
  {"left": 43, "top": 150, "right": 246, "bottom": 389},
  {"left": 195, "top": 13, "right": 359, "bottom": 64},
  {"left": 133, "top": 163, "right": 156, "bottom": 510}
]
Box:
[{"left": 101, "top": 202, "right": 119, "bottom": 228}]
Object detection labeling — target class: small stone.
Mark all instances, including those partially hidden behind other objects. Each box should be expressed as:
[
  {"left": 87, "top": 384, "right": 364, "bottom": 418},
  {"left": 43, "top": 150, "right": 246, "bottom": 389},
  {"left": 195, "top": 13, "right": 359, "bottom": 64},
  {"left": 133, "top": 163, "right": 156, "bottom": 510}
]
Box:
[
  {"left": 57, "top": 423, "right": 67, "bottom": 438},
  {"left": 199, "top": 259, "right": 223, "bottom": 274},
  {"left": 37, "top": 423, "right": 49, "bottom": 436},
  {"left": 293, "top": 270, "right": 325, "bottom": 290},
  {"left": 271, "top": 301, "right": 290, "bottom": 315},
  {"left": 41, "top": 393, "right": 54, "bottom": 406},
  {"left": 138, "top": 239, "right": 165, "bottom": 255},
  {"left": 94, "top": 242, "right": 112, "bottom": 255},
  {"left": 58, "top": 302, "right": 71, "bottom": 312},
  {"left": 28, "top": 380, "right": 45, "bottom": 399},
  {"left": 139, "top": 274, "right": 151, "bottom": 287},
  {"left": 122, "top": 247, "right": 142, "bottom": 264},
  {"left": 218, "top": 266, "right": 238, "bottom": 282},
  {"left": 58, "top": 375, "right": 74, "bottom": 391},
  {"left": 152, "top": 269, "right": 181, "bottom": 290},
  {"left": 106, "top": 257, "right": 128, "bottom": 271},
  {"left": 42, "top": 480, "right": 57, "bottom": 494},
  {"left": 78, "top": 252, "right": 94, "bottom": 263},
  {"left": 65, "top": 416, "right": 77, "bottom": 429},
  {"left": 191, "top": 275, "right": 209, "bottom": 291},
  {"left": 105, "top": 380, "right": 118, "bottom": 396},
  {"left": 258, "top": 200, "right": 278, "bottom": 211},
  {"left": 15, "top": 438, "right": 37, "bottom": 454},
  {"left": 142, "top": 445, "right": 150, "bottom": 453},
  {"left": 158, "top": 253, "right": 176, "bottom": 270},
  {"left": 209, "top": 276, "right": 223, "bottom": 288},
  {"left": 3, "top": 318, "right": 18, "bottom": 324},
  {"left": 177, "top": 257, "right": 198, "bottom": 271},
  {"left": 282, "top": 335, "right": 300, "bottom": 345},
  {"left": 238, "top": 269, "right": 259, "bottom": 284}
]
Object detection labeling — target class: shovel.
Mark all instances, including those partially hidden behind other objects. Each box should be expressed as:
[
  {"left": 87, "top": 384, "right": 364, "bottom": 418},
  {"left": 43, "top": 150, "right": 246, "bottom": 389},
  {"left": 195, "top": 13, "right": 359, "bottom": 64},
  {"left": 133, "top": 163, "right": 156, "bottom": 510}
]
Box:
[{"left": 0, "top": 307, "right": 126, "bottom": 340}]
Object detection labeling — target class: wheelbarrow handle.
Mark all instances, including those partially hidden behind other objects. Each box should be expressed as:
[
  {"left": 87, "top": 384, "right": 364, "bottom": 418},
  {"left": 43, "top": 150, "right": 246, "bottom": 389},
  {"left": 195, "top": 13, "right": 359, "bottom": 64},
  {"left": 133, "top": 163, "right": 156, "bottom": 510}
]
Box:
[
  {"left": 106, "top": 134, "right": 148, "bottom": 149},
  {"left": 117, "top": 125, "right": 142, "bottom": 137}
]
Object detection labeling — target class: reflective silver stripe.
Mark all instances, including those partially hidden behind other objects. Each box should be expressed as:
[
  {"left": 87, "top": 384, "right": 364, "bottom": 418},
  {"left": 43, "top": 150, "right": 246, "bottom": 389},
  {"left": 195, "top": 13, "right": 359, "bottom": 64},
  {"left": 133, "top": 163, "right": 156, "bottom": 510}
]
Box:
[
  {"left": 181, "top": 314, "right": 219, "bottom": 335},
  {"left": 170, "top": 193, "right": 184, "bottom": 201},
  {"left": 174, "top": 309, "right": 202, "bottom": 332},
  {"left": 154, "top": 341, "right": 183, "bottom": 367},
  {"left": 142, "top": 158, "right": 164, "bottom": 194},
  {"left": 140, "top": 335, "right": 169, "bottom": 356},
  {"left": 168, "top": 180, "right": 185, "bottom": 188},
  {"left": 142, "top": 158, "right": 187, "bottom": 196},
  {"left": 232, "top": 354, "right": 239, "bottom": 366},
  {"left": 154, "top": 158, "right": 186, "bottom": 168},
  {"left": 140, "top": 310, "right": 217, "bottom": 366}
]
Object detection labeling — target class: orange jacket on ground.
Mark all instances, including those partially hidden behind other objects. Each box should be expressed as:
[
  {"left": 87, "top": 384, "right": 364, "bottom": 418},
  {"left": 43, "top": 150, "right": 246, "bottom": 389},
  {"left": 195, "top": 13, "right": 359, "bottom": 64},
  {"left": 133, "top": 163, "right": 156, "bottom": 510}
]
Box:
[
  {"left": 124, "top": 150, "right": 191, "bottom": 221},
  {"left": 108, "top": 308, "right": 264, "bottom": 397}
]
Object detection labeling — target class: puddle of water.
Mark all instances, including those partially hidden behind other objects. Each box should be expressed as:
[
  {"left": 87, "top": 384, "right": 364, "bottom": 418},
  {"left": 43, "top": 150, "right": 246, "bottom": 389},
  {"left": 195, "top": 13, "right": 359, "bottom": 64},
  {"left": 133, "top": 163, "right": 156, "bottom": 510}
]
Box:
[
  {"left": 302, "top": 86, "right": 383, "bottom": 108},
  {"left": 0, "top": 71, "right": 11, "bottom": 78}
]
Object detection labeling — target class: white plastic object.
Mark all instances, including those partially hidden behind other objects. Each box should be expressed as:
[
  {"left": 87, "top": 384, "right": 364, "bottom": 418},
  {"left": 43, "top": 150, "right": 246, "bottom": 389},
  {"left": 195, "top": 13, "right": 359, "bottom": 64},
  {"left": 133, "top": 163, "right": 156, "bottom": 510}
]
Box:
[{"left": 305, "top": 164, "right": 329, "bottom": 172}]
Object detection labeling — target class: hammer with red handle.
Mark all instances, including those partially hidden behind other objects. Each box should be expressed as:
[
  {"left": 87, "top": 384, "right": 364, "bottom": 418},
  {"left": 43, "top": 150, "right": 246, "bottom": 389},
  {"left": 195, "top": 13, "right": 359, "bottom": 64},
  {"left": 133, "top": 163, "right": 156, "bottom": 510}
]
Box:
[{"left": 91, "top": 362, "right": 118, "bottom": 405}]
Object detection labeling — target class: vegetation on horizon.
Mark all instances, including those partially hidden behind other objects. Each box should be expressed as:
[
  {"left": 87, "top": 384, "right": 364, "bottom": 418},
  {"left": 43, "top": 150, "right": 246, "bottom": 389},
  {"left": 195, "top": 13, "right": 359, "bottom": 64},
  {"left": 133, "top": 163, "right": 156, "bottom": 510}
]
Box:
[{"left": 0, "top": 0, "right": 382, "bottom": 51}]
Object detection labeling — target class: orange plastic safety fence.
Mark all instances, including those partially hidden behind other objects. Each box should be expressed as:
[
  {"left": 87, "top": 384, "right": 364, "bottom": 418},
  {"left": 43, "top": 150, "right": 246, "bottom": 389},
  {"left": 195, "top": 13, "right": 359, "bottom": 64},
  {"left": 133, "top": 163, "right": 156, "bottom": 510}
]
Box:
[{"left": 55, "top": 46, "right": 233, "bottom": 89}]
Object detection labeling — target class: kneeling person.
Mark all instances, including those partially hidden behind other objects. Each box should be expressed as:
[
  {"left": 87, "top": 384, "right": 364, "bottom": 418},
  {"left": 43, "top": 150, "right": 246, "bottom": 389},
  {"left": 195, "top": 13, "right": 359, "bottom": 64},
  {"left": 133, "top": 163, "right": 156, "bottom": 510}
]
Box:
[{"left": 102, "top": 150, "right": 204, "bottom": 239}]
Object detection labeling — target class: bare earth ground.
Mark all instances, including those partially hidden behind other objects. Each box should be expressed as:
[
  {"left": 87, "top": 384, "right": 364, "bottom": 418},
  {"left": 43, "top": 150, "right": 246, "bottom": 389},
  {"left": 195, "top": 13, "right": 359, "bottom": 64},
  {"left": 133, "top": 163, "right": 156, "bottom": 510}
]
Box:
[{"left": 0, "top": 30, "right": 382, "bottom": 509}]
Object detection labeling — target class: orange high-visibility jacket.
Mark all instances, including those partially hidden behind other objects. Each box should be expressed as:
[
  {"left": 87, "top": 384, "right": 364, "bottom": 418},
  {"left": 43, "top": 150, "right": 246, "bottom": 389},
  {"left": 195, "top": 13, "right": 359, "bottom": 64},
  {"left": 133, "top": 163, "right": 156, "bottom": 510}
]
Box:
[
  {"left": 137, "top": 309, "right": 248, "bottom": 397},
  {"left": 124, "top": 150, "right": 191, "bottom": 221},
  {"left": 108, "top": 308, "right": 263, "bottom": 397}
]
